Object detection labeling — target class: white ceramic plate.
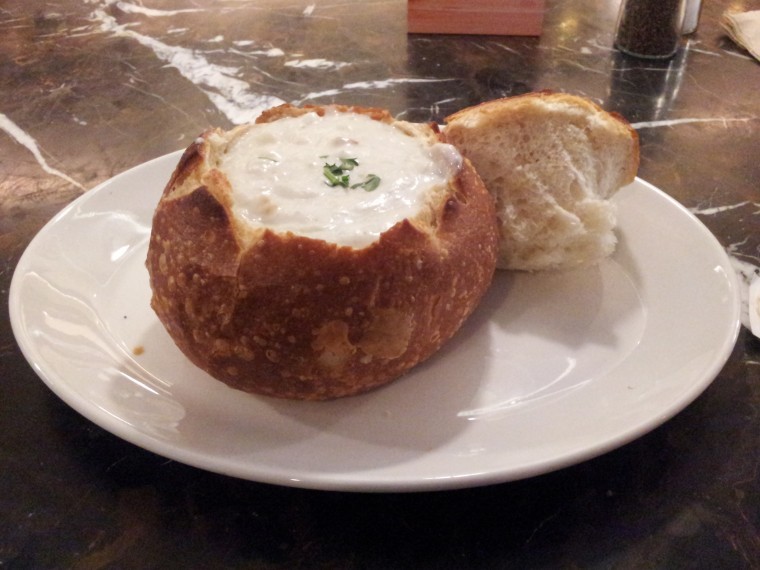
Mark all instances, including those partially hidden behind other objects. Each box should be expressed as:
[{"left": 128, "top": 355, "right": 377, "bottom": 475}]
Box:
[{"left": 9, "top": 151, "right": 741, "bottom": 492}]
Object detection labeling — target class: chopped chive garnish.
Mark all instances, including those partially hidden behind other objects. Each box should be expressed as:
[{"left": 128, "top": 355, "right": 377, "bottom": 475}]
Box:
[
  {"left": 323, "top": 163, "right": 350, "bottom": 187},
  {"left": 351, "top": 174, "right": 381, "bottom": 191},
  {"left": 339, "top": 157, "right": 359, "bottom": 170},
  {"left": 322, "top": 157, "right": 381, "bottom": 191}
]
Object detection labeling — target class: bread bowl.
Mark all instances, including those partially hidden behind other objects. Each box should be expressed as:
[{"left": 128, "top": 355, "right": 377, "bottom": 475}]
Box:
[
  {"left": 146, "top": 104, "right": 499, "bottom": 400},
  {"left": 445, "top": 92, "right": 639, "bottom": 271}
]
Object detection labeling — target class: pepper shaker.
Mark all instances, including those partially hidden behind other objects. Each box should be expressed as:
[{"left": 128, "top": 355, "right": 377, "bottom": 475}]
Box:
[{"left": 614, "top": 0, "right": 686, "bottom": 59}]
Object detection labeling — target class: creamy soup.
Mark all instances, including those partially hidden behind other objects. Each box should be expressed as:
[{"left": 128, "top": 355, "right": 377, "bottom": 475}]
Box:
[{"left": 219, "top": 110, "right": 462, "bottom": 248}]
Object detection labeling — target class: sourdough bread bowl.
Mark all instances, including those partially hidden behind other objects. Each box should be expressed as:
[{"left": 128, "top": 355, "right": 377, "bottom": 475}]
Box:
[
  {"left": 146, "top": 104, "right": 499, "bottom": 400},
  {"left": 445, "top": 92, "right": 639, "bottom": 271}
]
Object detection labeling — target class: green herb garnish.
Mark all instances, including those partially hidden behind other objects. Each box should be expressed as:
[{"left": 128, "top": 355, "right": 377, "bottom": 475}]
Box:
[
  {"left": 322, "top": 157, "right": 380, "bottom": 191},
  {"left": 339, "top": 157, "right": 359, "bottom": 170},
  {"left": 323, "top": 162, "right": 351, "bottom": 187},
  {"left": 351, "top": 174, "right": 381, "bottom": 192}
]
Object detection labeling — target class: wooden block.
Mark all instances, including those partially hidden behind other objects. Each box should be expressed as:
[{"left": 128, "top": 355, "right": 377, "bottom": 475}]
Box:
[{"left": 408, "top": 0, "right": 546, "bottom": 36}]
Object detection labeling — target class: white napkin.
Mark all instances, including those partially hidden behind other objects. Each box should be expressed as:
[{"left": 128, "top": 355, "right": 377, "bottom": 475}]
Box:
[
  {"left": 750, "top": 277, "right": 760, "bottom": 338},
  {"left": 721, "top": 10, "right": 760, "bottom": 62},
  {"left": 733, "top": 257, "right": 760, "bottom": 339}
]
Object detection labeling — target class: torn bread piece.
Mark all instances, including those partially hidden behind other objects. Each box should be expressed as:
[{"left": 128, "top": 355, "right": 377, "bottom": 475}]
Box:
[{"left": 445, "top": 92, "right": 639, "bottom": 271}]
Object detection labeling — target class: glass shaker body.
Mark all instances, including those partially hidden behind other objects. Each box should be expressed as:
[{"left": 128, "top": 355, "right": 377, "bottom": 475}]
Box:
[{"left": 614, "top": 0, "right": 685, "bottom": 59}]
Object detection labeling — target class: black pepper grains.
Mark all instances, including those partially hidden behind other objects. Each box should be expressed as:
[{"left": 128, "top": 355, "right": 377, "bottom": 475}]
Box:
[{"left": 614, "top": 0, "right": 684, "bottom": 59}]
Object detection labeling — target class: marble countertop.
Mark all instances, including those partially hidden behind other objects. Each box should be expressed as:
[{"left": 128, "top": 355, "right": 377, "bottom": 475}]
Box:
[{"left": 1, "top": 0, "right": 758, "bottom": 567}]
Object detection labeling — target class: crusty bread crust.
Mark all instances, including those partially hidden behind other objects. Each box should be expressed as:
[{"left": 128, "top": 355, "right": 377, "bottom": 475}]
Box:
[
  {"left": 445, "top": 91, "right": 639, "bottom": 271},
  {"left": 147, "top": 104, "right": 498, "bottom": 400}
]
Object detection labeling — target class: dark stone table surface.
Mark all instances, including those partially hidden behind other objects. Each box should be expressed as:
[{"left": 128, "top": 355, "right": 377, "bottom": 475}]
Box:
[{"left": 1, "top": 0, "right": 759, "bottom": 567}]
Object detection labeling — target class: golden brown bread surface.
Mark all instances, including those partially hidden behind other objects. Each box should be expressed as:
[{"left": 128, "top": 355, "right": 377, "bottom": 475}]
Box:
[{"left": 146, "top": 104, "right": 499, "bottom": 400}]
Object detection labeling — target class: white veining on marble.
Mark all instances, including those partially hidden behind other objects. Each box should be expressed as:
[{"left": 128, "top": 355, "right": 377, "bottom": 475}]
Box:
[
  {"left": 87, "top": 1, "right": 284, "bottom": 124},
  {"left": 284, "top": 58, "right": 351, "bottom": 70},
  {"left": 488, "top": 41, "right": 521, "bottom": 55},
  {"left": 586, "top": 37, "right": 616, "bottom": 52},
  {"left": 688, "top": 46, "right": 722, "bottom": 57},
  {"left": 631, "top": 117, "right": 753, "bottom": 129},
  {"left": 347, "top": 78, "right": 455, "bottom": 90},
  {"left": 231, "top": 46, "right": 285, "bottom": 58},
  {"left": 722, "top": 48, "right": 754, "bottom": 60},
  {"left": 689, "top": 201, "right": 758, "bottom": 216},
  {"left": 122, "top": 81, "right": 195, "bottom": 121},
  {"left": 295, "top": 77, "right": 455, "bottom": 104},
  {"left": 0, "top": 112, "right": 85, "bottom": 191},
  {"left": 429, "top": 96, "right": 459, "bottom": 116},
  {"left": 114, "top": 1, "right": 203, "bottom": 17},
  {"left": 555, "top": 58, "right": 609, "bottom": 74}
]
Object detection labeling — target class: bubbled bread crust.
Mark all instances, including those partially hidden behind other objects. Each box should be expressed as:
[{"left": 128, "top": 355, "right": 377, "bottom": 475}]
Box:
[{"left": 146, "top": 104, "right": 498, "bottom": 400}]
